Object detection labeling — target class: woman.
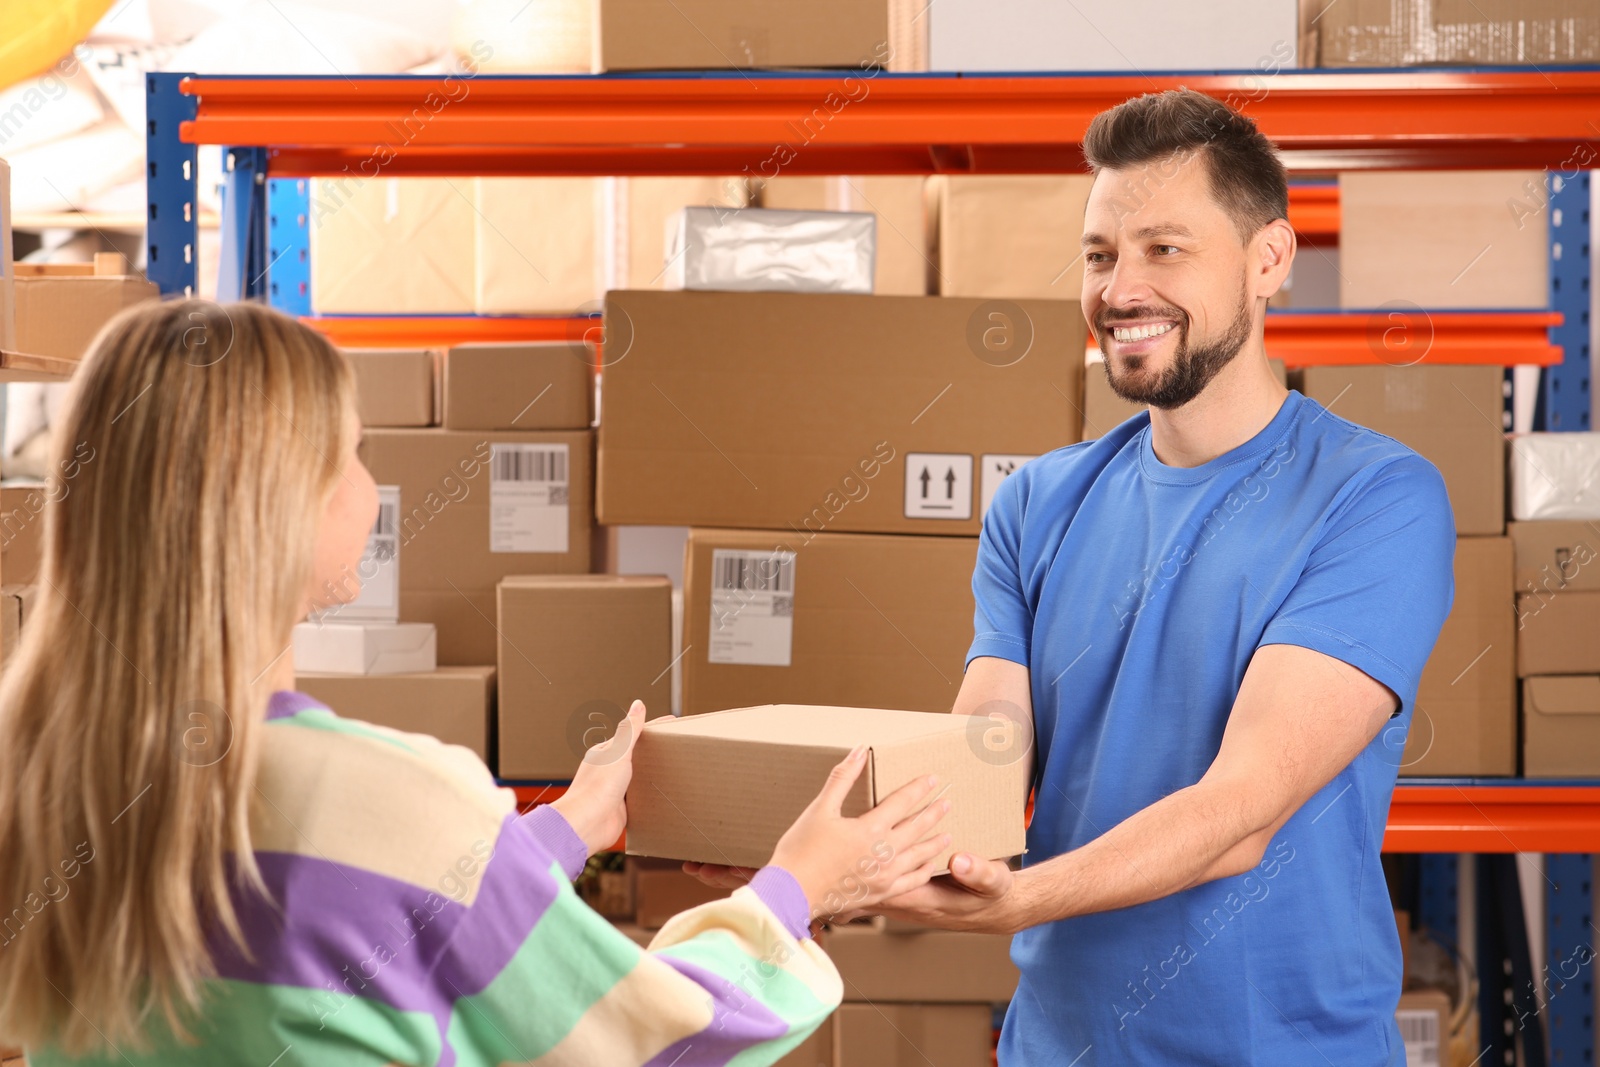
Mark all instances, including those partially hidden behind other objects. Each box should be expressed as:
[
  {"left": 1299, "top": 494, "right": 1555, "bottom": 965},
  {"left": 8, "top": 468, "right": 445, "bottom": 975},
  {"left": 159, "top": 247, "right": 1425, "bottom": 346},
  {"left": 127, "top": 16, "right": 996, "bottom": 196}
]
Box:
[{"left": 0, "top": 300, "right": 952, "bottom": 1065}]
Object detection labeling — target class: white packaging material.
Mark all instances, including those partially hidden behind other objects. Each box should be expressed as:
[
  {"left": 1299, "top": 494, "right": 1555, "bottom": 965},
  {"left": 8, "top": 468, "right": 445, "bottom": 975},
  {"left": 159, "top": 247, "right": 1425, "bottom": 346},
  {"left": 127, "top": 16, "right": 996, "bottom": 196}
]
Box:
[
  {"left": 292, "top": 621, "right": 437, "bottom": 675},
  {"left": 1511, "top": 433, "right": 1600, "bottom": 520},
  {"left": 664, "top": 206, "right": 876, "bottom": 295}
]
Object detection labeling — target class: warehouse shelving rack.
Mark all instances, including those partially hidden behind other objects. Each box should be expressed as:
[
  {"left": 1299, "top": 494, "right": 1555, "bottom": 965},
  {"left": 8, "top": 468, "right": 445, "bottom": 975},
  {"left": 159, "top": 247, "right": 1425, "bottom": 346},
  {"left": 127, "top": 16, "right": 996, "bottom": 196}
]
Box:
[{"left": 146, "top": 67, "right": 1597, "bottom": 1064}]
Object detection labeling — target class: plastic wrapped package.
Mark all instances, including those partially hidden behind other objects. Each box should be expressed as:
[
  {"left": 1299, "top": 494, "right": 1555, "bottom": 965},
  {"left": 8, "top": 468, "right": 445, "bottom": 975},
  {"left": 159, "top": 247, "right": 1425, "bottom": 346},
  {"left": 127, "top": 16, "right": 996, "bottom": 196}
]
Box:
[
  {"left": 1510, "top": 433, "right": 1600, "bottom": 520},
  {"left": 663, "top": 206, "right": 876, "bottom": 295}
]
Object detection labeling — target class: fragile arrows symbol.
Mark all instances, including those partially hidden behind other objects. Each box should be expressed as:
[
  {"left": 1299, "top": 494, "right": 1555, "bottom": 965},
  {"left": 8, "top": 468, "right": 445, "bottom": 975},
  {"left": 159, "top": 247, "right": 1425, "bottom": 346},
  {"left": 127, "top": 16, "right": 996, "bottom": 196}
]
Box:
[
  {"left": 945, "top": 467, "right": 957, "bottom": 499},
  {"left": 920, "top": 466, "right": 932, "bottom": 499}
]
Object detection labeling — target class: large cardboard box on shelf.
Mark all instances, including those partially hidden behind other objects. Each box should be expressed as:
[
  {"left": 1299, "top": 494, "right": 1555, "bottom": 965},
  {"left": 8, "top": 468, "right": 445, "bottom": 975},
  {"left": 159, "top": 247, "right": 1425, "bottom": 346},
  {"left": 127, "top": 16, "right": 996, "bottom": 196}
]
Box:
[
  {"left": 757, "top": 176, "right": 929, "bottom": 296},
  {"left": 1298, "top": 365, "right": 1505, "bottom": 536},
  {"left": 614, "top": 177, "right": 752, "bottom": 291},
  {"left": 442, "top": 342, "right": 593, "bottom": 431},
  {"left": 930, "top": 175, "right": 1095, "bottom": 299},
  {"left": 1523, "top": 675, "right": 1600, "bottom": 777},
  {"left": 1517, "top": 589, "right": 1600, "bottom": 676},
  {"left": 1509, "top": 520, "right": 1600, "bottom": 596},
  {"left": 835, "top": 1003, "right": 992, "bottom": 1066},
  {"left": 930, "top": 0, "right": 1298, "bottom": 71},
  {"left": 826, "top": 921, "right": 1019, "bottom": 1003},
  {"left": 681, "top": 528, "right": 978, "bottom": 716},
  {"left": 630, "top": 857, "right": 729, "bottom": 928},
  {"left": 1308, "top": 0, "right": 1600, "bottom": 66},
  {"left": 343, "top": 348, "right": 436, "bottom": 428},
  {"left": 1339, "top": 172, "right": 1548, "bottom": 309},
  {"left": 14, "top": 254, "right": 159, "bottom": 361},
  {"left": 496, "top": 574, "right": 673, "bottom": 781},
  {"left": 595, "top": 0, "right": 891, "bottom": 71},
  {"left": 294, "top": 666, "right": 496, "bottom": 762},
  {"left": 473, "top": 178, "right": 604, "bottom": 314},
  {"left": 0, "top": 586, "right": 37, "bottom": 667},
  {"left": 1082, "top": 358, "right": 1287, "bottom": 440},
  {"left": 1402, "top": 537, "right": 1516, "bottom": 776},
  {"left": 627, "top": 704, "right": 1029, "bottom": 871},
  {"left": 358, "top": 429, "right": 592, "bottom": 665},
  {"left": 310, "top": 177, "right": 475, "bottom": 314},
  {"left": 597, "top": 290, "right": 1085, "bottom": 535},
  {"left": 0, "top": 484, "right": 46, "bottom": 586}
]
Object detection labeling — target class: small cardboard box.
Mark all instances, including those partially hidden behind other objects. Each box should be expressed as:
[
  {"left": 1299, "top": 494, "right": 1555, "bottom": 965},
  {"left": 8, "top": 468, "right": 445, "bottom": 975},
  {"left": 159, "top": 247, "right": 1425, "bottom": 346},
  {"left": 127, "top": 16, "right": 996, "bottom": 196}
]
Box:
[
  {"left": 1518, "top": 590, "right": 1600, "bottom": 676},
  {"left": 1403, "top": 537, "right": 1517, "bottom": 775},
  {"left": 1509, "top": 520, "right": 1600, "bottom": 596},
  {"left": 496, "top": 574, "right": 674, "bottom": 781},
  {"left": 627, "top": 704, "right": 1029, "bottom": 871},
  {"left": 292, "top": 621, "right": 437, "bottom": 675},
  {"left": 442, "top": 342, "right": 593, "bottom": 431},
  {"left": 1340, "top": 172, "right": 1548, "bottom": 309},
  {"left": 758, "top": 175, "right": 928, "bottom": 296},
  {"left": 835, "top": 1004, "right": 993, "bottom": 1066},
  {"left": 826, "top": 921, "right": 1019, "bottom": 1003},
  {"left": 681, "top": 528, "right": 978, "bottom": 716},
  {"left": 1395, "top": 989, "right": 1450, "bottom": 1067},
  {"left": 930, "top": 175, "right": 1095, "bottom": 299},
  {"left": 14, "top": 254, "right": 159, "bottom": 361},
  {"left": 473, "top": 177, "right": 604, "bottom": 314},
  {"left": 310, "top": 177, "right": 475, "bottom": 314},
  {"left": 595, "top": 0, "right": 890, "bottom": 71},
  {"left": 1523, "top": 675, "right": 1600, "bottom": 777},
  {"left": 1299, "top": 365, "right": 1505, "bottom": 536},
  {"left": 631, "top": 857, "right": 729, "bottom": 929},
  {"left": 343, "top": 348, "right": 436, "bottom": 428},
  {"left": 597, "top": 289, "right": 1085, "bottom": 535},
  {"left": 1312, "top": 0, "right": 1599, "bottom": 66},
  {"left": 0, "top": 585, "right": 34, "bottom": 666},
  {"left": 359, "top": 429, "right": 593, "bottom": 665},
  {"left": 0, "top": 484, "right": 46, "bottom": 587},
  {"left": 294, "top": 665, "right": 496, "bottom": 762},
  {"left": 1082, "top": 358, "right": 1286, "bottom": 440}
]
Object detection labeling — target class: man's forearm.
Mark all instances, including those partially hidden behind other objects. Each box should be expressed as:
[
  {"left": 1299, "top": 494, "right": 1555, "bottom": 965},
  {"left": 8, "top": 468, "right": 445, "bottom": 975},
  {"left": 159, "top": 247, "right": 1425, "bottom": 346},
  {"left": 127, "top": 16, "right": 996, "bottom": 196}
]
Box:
[{"left": 1010, "top": 779, "right": 1272, "bottom": 930}]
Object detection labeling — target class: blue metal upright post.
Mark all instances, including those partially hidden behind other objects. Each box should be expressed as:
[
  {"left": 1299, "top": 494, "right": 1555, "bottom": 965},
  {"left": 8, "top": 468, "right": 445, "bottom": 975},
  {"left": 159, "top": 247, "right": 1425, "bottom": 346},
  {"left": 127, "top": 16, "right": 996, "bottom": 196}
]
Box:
[
  {"left": 144, "top": 72, "right": 199, "bottom": 298},
  {"left": 1545, "top": 854, "right": 1593, "bottom": 1066},
  {"left": 1537, "top": 170, "right": 1591, "bottom": 431},
  {"left": 266, "top": 178, "right": 312, "bottom": 316},
  {"left": 216, "top": 147, "right": 269, "bottom": 302},
  {"left": 1418, "top": 854, "right": 1460, "bottom": 950}
]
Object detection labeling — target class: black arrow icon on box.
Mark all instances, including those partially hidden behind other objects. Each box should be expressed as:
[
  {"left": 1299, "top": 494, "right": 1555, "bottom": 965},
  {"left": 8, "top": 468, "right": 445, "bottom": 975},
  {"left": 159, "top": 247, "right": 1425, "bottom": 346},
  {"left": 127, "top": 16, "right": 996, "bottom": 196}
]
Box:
[
  {"left": 920, "top": 467, "right": 931, "bottom": 499},
  {"left": 945, "top": 467, "right": 957, "bottom": 499}
]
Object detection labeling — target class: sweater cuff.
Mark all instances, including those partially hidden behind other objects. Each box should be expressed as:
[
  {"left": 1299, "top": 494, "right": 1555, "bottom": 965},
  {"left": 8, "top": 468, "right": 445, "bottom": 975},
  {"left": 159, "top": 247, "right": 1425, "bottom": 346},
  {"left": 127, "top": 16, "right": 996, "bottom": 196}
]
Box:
[
  {"left": 524, "top": 805, "right": 589, "bottom": 882},
  {"left": 749, "top": 866, "right": 813, "bottom": 941}
]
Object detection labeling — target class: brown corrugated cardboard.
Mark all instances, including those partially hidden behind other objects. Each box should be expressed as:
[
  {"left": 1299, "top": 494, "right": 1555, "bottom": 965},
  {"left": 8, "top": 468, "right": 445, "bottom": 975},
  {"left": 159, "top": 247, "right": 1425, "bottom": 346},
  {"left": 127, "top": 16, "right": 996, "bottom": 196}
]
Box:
[
  {"left": 595, "top": 0, "right": 891, "bottom": 71},
  {"left": 1395, "top": 989, "right": 1450, "bottom": 1067},
  {"left": 1082, "top": 359, "right": 1287, "bottom": 440},
  {"left": 1509, "top": 520, "right": 1600, "bottom": 596},
  {"left": 835, "top": 1004, "right": 992, "bottom": 1066},
  {"left": 1312, "top": 0, "right": 1599, "bottom": 66},
  {"left": 473, "top": 178, "right": 603, "bottom": 314},
  {"left": 343, "top": 348, "right": 436, "bottom": 428},
  {"left": 1299, "top": 365, "right": 1505, "bottom": 536},
  {"left": 931, "top": 175, "right": 1095, "bottom": 299},
  {"left": 13, "top": 259, "right": 159, "bottom": 361},
  {"left": 598, "top": 290, "right": 1085, "bottom": 535},
  {"left": 1517, "top": 590, "right": 1600, "bottom": 676},
  {"left": 826, "top": 921, "right": 1019, "bottom": 1002},
  {"left": 617, "top": 177, "right": 751, "bottom": 290},
  {"left": 627, "top": 704, "right": 1029, "bottom": 871},
  {"left": 310, "top": 177, "right": 475, "bottom": 313},
  {"left": 681, "top": 528, "right": 978, "bottom": 716},
  {"left": 1, "top": 159, "right": 13, "bottom": 352},
  {"left": 0, "top": 484, "right": 45, "bottom": 587},
  {"left": 293, "top": 665, "right": 496, "bottom": 761},
  {"left": 1340, "top": 172, "right": 1549, "bottom": 309},
  {"left": 1523, "top": 675, "right": 1600, "bottom": 777},
  {"left": 0, "top": 587, "right": 22, "bottom": 666},
  {"left": 758, "top": 176, "right": 929, "bottom": 296},
  {"left": 442, "top": 343, "right": 593, "bottom": 431},
  {"left": 632, "top": 859, "right": 729, "bottom": 928},
  {"left": 359, "top": 429, "right": 592, "bottom": 665},
  {"left": 779, "top": 1013, "right": 834, "bottom": 1067},
  {"left": 496, "top": 574, "right": 673, "bottom": 780},
  {"left": 1402, "top": 537, "right": 1516, "bottom": 775}
]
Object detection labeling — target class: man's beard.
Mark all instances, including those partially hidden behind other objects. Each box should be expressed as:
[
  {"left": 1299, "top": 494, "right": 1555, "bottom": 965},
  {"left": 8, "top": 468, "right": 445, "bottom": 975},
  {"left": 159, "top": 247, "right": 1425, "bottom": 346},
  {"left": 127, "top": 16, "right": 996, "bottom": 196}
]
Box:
[{"left": 1099, "top": 288, "right": 1254, "bottom": 410}]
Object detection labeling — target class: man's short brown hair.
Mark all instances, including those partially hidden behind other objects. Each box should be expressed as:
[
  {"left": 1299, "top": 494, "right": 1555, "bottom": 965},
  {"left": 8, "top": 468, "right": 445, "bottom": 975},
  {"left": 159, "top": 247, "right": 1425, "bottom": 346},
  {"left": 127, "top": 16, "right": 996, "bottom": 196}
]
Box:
[{"left": 1082, "top": 88, "right": 1288, "bottom": 242}]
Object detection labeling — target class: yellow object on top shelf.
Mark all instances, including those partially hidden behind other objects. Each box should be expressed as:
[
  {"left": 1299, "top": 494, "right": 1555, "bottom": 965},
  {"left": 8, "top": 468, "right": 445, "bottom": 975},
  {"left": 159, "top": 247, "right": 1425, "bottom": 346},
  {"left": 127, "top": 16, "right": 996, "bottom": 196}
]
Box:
[{"left": 0, "top": 0, "right": 113, "bottom": 91}]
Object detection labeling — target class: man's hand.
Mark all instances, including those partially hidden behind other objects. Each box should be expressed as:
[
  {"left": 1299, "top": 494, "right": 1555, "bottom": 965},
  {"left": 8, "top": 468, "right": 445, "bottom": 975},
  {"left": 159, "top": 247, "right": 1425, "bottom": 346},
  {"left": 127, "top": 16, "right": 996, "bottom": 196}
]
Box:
[
  {"left": 551, "top": 700, "right": 645, "bottom": 856},
  {"left": 842, "top": 852, "right": 1025, "bottom": 934}
]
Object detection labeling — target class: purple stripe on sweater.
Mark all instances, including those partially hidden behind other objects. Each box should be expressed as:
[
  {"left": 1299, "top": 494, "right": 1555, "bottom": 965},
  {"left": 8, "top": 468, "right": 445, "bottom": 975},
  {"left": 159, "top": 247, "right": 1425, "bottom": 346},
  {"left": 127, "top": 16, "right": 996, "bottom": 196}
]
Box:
[
  {"left": 747, "top": 868, "right": 812, "bottom": 941},
  {"left": 265, "top": 690, "right": 328, "bottom": 721},
  {"left": 641, "top": 954, "right": 792, "bottom": 1067},
  {"left": 521, "top": 805, "right": 588, "bottom": 882}
]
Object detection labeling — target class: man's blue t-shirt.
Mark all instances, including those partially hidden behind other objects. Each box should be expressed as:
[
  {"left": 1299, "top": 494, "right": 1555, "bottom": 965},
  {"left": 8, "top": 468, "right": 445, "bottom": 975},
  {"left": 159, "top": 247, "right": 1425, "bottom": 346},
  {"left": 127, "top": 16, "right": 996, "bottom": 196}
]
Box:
[{"left": 969, "top": 389, "right": 1456, "bottom": 1066}]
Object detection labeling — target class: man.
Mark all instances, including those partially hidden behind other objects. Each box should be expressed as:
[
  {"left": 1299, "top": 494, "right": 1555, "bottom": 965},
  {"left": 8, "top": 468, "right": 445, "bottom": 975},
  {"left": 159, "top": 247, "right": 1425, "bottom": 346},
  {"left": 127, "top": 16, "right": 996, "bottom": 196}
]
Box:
[{"left": 691, "top": 89, "right": 1455, "bottom": 1063}]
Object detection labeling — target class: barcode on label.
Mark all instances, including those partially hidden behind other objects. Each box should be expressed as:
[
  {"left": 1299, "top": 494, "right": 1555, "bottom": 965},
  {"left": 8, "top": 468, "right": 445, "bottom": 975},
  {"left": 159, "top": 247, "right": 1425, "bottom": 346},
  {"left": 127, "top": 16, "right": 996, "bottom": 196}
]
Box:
[
  {"left": 373, "top": 500, "right": 397, "bottom": 538},
  {"left": 492, "top": 447, "right": 568, "bottom": 483},
  {"left": 1397, "top": 1009, "right": 1440, "bottom": 1067},
  {"left": 714, "top": 553, "right": 794, "bottom": 594}
]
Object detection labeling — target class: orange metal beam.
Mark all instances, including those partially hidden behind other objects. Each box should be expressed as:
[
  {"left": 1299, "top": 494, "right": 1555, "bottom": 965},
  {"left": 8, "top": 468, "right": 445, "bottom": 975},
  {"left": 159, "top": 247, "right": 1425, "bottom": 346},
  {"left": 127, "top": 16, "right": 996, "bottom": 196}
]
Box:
[
  {"left": 304, "top": 314, "right": 601, "bottom": 352},
  {"left": 1385, "top": 785, "right": 1600, "bottom": 853},
  {"left": 179, "top": 71, "right": 1600, "bottom": 174},
  {"left": 1287, "top": 183, "right": 1339, "bottom": 244}
]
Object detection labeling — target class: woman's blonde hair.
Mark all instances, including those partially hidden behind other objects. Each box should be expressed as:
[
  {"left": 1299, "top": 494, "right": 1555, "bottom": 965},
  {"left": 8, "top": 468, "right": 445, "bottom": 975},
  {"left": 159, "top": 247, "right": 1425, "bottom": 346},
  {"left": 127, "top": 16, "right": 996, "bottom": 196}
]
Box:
[{"left": 0, "top": 299, "right": 356, "bottom": 1053}]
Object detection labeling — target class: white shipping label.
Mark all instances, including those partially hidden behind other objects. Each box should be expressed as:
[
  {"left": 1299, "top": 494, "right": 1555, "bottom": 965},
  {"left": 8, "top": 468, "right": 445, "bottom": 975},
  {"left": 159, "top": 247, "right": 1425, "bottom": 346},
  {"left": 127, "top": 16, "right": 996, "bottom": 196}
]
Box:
[
  {"left": 1396, "top": 1009, "right": 1440, "bottom": 1067},
  {"left": 904, "top": 452, "right": 973, "bottom": 520},
  {"left": 490, "top": 443, "right": 570, "bottom": 554},
  {"left": 341, "top": 485, "right": 400, "bottom": 619},
  {"left": 708, "top": 548, "right": 797, "bottom": 667},
  {"left": 980, "top": 454, "right": 1038, "bottom": 519}
]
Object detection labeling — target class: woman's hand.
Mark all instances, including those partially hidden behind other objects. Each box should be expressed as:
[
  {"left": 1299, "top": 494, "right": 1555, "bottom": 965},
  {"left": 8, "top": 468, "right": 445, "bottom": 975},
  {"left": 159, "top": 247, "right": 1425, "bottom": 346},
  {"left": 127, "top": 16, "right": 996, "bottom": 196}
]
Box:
[
  {"left": 550, "top": 700, "right": 645, "bottom": 857},
  {"left": 768, "top": 746, "right": 953, "bottom": 923}
]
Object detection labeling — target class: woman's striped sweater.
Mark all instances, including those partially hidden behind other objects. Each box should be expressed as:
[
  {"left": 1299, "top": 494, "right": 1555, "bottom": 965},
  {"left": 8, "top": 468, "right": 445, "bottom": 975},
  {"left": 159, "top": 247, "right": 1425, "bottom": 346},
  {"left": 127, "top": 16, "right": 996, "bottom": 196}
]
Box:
[{"left": 29, "top": 691, "right": 842, "bottom": 1066}]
